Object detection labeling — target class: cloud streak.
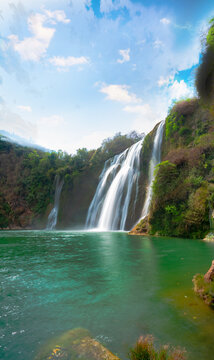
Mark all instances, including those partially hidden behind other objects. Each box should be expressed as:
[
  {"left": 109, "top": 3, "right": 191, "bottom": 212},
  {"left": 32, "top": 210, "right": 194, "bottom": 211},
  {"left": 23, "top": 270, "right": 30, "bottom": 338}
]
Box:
[{"left": 49, "top": 56, "right": 90, "bottom": 69}]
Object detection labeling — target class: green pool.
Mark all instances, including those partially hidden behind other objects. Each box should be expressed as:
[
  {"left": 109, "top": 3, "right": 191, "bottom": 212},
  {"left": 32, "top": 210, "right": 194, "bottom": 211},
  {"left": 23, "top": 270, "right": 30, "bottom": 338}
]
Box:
[{"left": 0, "top": 231, "right": 214, "bottom": 360}]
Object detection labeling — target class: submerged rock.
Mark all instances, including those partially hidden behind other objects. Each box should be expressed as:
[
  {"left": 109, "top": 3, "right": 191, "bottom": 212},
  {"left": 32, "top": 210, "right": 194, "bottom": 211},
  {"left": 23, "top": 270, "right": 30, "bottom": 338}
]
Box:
[{"left": 34, "top": 328, "right": 120, "bottom": 360}]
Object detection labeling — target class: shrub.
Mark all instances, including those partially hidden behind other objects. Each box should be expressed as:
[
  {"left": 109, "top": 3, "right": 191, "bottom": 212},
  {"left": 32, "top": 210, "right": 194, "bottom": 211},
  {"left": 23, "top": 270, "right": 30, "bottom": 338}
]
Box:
[
  {"left": 172, "top": 99, "right": 198, "bottom": 116},
  {"left": 129, "top": 336, "right": 186, "bottom": 360}
]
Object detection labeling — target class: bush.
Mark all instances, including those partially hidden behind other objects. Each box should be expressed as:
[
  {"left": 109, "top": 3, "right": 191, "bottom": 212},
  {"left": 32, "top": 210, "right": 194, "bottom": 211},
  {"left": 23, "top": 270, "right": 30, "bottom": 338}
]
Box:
[
  {"left": 129, "top": 336, "right": 186, "bottom": 360},
  {"left": 101, "top": 132, "right": 141, "bottom": 157},
  {"left": 172, "top": 99, "right": 198, "bottom": 116}
]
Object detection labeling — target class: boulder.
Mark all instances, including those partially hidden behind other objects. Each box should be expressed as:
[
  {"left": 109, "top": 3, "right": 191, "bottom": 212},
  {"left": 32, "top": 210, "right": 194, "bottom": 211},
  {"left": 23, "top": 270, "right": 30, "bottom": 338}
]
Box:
[{"left": 204, "top": 260, "right": 214, "bottom": 282}]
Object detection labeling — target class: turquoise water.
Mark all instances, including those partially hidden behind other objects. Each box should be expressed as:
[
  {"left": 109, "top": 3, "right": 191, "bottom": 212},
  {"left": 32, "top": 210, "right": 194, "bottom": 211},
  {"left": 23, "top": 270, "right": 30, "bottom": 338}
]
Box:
[{"left": 0, "top": 231, "right": 214, "bottom": 360}]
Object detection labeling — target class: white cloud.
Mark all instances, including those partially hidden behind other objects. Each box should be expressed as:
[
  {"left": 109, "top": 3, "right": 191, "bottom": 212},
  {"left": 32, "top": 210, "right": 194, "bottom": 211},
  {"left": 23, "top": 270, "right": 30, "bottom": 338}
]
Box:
[
  {"left": 100, "top": 0, "right": 115, "bottom": 13},
  {"left": 43, "top": 9, "right": 70, "bottom": 24},
  {"left": 117, "top": 48, "right": 130, "bottom": 64},
  {"left": 153, "top": 39, "right": 164, "bottom": 49},
  {"left": 17, "top": 105, "right": 32, "bottom": 112},
  {"left": 160, "top": 18, "right": 171, "bottom": 25},
  {"left": 168, "top": 80, "right": 194, "bottom": 102},
  {"left": 49, "top": 56, "right": 89, "bottom": 69},
  {"left": 100, "top": 84, "right": 141, "bottom": 104},
  {"left": 8, "top": 9, "right": 70, "bottom": 62},
  {"left": 124, "top": 103, "right": 163, "bottom": 133},
  {"left": 157, "top": 74, "right": 174, "bottom": 87}
]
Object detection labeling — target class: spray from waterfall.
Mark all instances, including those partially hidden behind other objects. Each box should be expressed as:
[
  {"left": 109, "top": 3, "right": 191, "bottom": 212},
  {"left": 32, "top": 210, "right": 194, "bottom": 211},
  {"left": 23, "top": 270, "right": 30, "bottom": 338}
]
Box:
[
  {"left": 86, "top": 137, "right": 144, "bottom": 231},
  {"left": 141, "top": 120, "right": 165, "bottom": 219},
  {"left": 46, "top": 175, "right": 64, "bottom": 230}
]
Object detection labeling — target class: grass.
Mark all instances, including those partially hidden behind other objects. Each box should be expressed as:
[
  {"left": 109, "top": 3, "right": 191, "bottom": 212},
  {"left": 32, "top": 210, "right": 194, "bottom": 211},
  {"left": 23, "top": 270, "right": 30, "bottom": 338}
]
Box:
[{"left": 129, "top": 336, "right": 186, "bottom": 360}]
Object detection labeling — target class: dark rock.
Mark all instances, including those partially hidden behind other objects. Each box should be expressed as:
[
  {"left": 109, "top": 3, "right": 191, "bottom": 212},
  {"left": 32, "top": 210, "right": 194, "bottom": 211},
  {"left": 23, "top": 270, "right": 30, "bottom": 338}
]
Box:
[{"left": 204, "top": 260, "right": 214, "bottom": 282}]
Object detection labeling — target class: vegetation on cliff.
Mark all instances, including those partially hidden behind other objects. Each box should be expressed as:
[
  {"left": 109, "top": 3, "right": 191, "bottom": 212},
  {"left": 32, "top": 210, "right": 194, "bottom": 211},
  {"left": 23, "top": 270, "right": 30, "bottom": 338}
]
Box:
[
  {"left": 134, "top": 19, "right": 214, "bottom": 239},
  {"left": 133, "top": 97, "right": 214, "bottom": 238},
  {"left": 149, "top": 100, "right": 214, "bottom": 238}
]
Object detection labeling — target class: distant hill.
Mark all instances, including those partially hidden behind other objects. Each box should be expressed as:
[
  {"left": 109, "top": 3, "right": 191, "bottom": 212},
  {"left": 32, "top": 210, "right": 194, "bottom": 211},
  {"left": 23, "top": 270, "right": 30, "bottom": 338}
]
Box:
[{"left": 0, "top": 130, "right": 50, "bottom": 152}]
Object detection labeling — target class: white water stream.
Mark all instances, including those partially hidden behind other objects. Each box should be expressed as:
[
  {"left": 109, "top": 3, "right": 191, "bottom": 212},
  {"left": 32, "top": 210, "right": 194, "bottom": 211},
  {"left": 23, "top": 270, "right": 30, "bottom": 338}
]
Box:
[
  {"left": 46, "top": 175, "right": 64, "bottom": 230},
  {"left": 141, "top": 120, "right": 165, "bottom": 219},
  {"left": 86, "top": 137, "right": 144, "bottom": 230}
]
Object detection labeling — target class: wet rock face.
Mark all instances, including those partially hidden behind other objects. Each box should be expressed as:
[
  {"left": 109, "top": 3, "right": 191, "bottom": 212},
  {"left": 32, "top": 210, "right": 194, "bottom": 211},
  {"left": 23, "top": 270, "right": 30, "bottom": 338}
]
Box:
[
  {"left": 204, "top": 260, "right": 214, "bottom": 282},
  {"left": 34, "top": 328, "right": 120, "bottom": 360}
]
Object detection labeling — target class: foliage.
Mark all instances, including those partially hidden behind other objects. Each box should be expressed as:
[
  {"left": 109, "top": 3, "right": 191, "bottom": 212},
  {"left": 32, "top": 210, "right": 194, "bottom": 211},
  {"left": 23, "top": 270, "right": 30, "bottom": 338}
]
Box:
[
  {"left": 165, "top": 100, "right": 200, "bottom": 147},
  {"left": 101, "top": 131, "right": 141, "bottom": 158},
  {"left": 0, "top": 193, "right": 11, "bottom": 228},
  {"left": 207, "top": 18, "right": 214, "bottom": 49},
  {"left": 195, "top": 18, "right": 214, "bottom": 101},
  {"left": 129, "top": 336, "right": 186, "bottom": 360},
  {"left": 149, "top": 145, "right": 213, "bottom": 238},
  {"left": 193, "top": 273, "right": 214, "bottom": 307}
]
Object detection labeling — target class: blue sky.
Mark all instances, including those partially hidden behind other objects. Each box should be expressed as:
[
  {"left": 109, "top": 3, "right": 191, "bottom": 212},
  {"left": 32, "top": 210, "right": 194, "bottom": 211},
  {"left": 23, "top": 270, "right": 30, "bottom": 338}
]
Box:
[{"left": 0, "top": 0, "right": 213, "bottom": 153}]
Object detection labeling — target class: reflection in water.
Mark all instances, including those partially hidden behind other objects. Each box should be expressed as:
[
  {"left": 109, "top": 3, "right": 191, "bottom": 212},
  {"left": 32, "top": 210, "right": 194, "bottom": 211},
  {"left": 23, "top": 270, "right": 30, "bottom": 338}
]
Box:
[{"left": 0, "top": 231, "right": 214, "bottom": 360}]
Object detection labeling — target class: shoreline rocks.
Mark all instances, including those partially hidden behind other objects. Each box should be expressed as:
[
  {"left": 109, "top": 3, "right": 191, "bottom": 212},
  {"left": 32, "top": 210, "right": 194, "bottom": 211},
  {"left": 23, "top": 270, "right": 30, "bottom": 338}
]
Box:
[{"left": 193, "top": 260, "right": 214, "bottom": 307}]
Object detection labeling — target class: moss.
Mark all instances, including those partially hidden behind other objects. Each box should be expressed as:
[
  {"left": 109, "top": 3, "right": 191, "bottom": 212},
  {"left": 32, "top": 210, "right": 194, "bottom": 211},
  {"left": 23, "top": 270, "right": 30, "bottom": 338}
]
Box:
[{"left": 193, "top": 274, "right": 214, "bottom": 307}]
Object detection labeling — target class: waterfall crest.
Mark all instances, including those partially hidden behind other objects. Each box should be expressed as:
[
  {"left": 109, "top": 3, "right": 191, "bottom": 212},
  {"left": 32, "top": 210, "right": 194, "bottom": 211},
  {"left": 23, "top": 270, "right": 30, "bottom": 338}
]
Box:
[
  {"left": 46, "top": 175, "right": 64, "bottom": 230},
  {"left": 86, "top": 137, "right": 144, "bottom": 231},
  {"left": 141, "top": 120, "right": 165, "bottom": 219}
]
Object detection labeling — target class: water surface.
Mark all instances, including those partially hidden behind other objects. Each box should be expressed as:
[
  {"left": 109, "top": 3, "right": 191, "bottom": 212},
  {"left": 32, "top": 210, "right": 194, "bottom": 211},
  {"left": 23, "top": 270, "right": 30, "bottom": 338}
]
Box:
[{"left": 0, "top": 231, "right": 214, "bottom": 360}]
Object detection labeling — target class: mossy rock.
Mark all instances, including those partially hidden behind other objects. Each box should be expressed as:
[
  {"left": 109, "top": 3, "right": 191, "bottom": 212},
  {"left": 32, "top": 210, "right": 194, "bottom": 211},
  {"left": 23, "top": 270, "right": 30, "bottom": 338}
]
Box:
[
  {"left": 193, "top": 274, "right": 214, "bottom": 307},
  {"left": 129, "top": 216, "right": 149, "bottom": 235},
  {"left": 34, "top": 328, "right": 120, "bottom": 360}
]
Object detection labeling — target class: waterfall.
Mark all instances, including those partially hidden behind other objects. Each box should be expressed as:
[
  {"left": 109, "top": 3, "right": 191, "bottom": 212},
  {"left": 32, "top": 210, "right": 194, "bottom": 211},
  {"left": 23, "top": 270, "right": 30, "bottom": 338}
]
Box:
[
  {"left": 86, "top": 137, "right": 144, "bottom": 231},
  {"left": 46, "top": 175, "right": 64, "bottom": 230},
  {"left": 141, "top": 120, "right": 165, "bottom": 219}
]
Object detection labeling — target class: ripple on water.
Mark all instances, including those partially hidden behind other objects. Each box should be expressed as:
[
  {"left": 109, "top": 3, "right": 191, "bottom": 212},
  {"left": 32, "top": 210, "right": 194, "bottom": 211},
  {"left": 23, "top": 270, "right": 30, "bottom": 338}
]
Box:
[{"left": 0, "top": 231, "right": 214, "bottom": 360}]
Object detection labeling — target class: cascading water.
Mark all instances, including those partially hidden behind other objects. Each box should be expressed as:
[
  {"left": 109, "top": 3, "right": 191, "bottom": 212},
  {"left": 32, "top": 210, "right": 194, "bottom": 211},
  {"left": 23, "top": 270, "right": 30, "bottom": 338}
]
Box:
[
  {"left": 86, "top": 137, "right": 144, "bottom": 231},
  {"left": 46, "top": 175, "right": 64, "bottom": 230},
  {"left": 141, "top": 120, "right": 165, "bottom": 219}
]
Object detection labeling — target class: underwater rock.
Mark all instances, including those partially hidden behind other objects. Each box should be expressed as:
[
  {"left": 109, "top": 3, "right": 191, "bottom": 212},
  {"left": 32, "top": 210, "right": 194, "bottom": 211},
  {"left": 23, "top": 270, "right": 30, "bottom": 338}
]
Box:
[{"left": 34, "top": 328, "right": 120, "bottom": 360}]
